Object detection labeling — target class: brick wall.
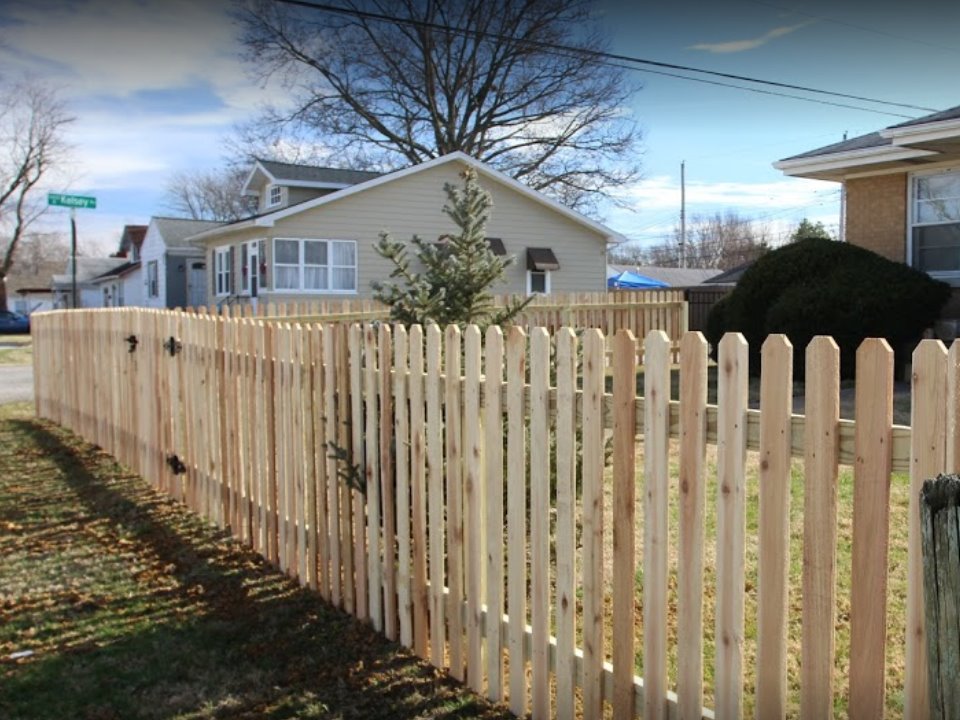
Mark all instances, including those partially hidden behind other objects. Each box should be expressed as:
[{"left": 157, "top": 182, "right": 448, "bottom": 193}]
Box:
[{"left": 845, "top": 173, "right": 907, "bottom": 262}]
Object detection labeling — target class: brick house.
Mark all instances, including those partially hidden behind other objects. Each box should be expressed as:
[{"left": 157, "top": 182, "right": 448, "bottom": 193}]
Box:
[{"left": 775, "top": 104, "right": 960, "bottom": 316}]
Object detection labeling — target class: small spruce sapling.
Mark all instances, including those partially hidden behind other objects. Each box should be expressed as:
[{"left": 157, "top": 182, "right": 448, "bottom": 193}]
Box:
[{"left": 372, "top": 167, "right": 532, "bottom": 329}]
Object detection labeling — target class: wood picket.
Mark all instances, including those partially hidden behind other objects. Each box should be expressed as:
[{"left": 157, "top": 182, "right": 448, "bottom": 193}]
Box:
[{"left": 33, "top": 308, "right": 939, "bottom": 720}]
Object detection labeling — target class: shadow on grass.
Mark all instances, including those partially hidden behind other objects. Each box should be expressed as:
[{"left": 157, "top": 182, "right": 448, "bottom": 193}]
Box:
[{"left": 1, "top": 419, "right": 513, "bottom": 720}]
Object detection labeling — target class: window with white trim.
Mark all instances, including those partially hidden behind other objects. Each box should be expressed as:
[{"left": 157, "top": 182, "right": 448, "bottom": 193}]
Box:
[
  {"left": 215, "top": 246, "right": 232, "bottom": 296},
  {"left": 911, "top": 168, "right": 960, "bottom": 280},
  {"left": 527, "top": 269, "right": 550, "bottom": 295},
  {"left": 267, "top": 184, "right": 282, "bottom": 208},
  {"left": 147, "top": 260, "right": 159, "bottom": 298},
  {"left": 272, "top": 238, "right": 357, "bottom": 293}
]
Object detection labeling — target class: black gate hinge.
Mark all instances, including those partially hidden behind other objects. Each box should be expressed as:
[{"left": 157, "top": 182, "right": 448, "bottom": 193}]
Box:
[
  {"left": 163, "top": 336, "right": 183, "bottom": 357},
  {"left": 125, "top": 335, "right": 139, "bottom": 353},
  {"left": 166, "top": 454, "right": 187, "bottom": 475}
]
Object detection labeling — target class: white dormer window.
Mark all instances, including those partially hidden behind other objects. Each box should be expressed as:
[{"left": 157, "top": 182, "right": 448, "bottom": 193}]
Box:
[{"left": 268, "top": 184, "right": 282, "bottom": 208}]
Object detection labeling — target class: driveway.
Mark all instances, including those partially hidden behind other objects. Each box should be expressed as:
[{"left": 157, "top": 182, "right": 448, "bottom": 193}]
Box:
[{"left": 0, "top": 365, "right": 33, "bottom": 405}]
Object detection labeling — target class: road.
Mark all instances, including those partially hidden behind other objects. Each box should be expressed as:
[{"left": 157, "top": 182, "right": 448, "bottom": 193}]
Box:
[{"left": 0, "top": 365, "right": 33, "bottom": 405}]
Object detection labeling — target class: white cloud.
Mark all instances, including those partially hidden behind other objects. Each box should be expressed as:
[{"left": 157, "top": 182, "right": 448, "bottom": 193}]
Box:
[
  {"left": 688, "top": 20, "right": 814, "bottom": 54},
  {"left": 617, "top": 175, "right": 837, "bottom": 211},
  {"left": 0, "top": 0, "right": 242, "bottom": 97},
  {"left": 606, "top": 175, "right": 841, "bottom": 243}
]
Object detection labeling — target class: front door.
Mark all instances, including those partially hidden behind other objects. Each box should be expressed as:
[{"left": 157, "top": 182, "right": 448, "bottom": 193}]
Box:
[
  {"left": 248, "top": 242, "right": 259, "bottom": 299},
  {"left": 188, "top": 262, "right": 206, "bottom": 308}
]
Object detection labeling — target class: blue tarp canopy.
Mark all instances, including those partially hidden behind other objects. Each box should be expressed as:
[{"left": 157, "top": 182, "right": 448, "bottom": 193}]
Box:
[{"left": 607, "top": 270, "right": 669, "bottom": 289}]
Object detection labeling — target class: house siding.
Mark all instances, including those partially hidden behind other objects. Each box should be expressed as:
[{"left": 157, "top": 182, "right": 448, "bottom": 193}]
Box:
[
  {"left": 139, "top": 224, "right": 167, "bottom": 308},
  {"left": 844, "top": 173, "right": 907, "bottom": 262},
  {"left": 287, "top": 187, "right": 332, "bottom": 206},
  {"left": 202, "top": 160, "right": 608, "bottom": 305},
  {"left": 121, "top": 269, "right": 143, "bottom": 307}
]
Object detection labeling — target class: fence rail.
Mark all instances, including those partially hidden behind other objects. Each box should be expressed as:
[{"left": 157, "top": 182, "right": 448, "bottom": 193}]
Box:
[
  {"left": 32, "top": 307, "right": 956, "bottom": 719},
  {"left": 198, "top": 290, "right": 689, "bottom": 361}
]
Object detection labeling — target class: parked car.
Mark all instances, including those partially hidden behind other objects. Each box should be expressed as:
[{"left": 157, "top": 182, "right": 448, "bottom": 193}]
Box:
[{"left": 0, "top": 311, "right": 30, "bottom": 334}]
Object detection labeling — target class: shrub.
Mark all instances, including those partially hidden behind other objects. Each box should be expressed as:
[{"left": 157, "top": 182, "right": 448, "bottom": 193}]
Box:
[{"left": 705, "top": 238, "right": 951, "bottom": 378}]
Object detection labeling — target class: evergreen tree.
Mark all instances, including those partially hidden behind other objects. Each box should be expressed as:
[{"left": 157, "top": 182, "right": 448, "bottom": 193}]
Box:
[
  {"left": 790, "top": 218, "right": 833, "bottom": 242},
  {"left": 372, "top": 168, "right": 531, "bottom": 328}
]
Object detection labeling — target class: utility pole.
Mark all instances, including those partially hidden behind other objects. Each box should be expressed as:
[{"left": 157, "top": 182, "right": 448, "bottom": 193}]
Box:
[
  {"left": 48, "top": 193, "right": 96, "bottom": 309},
  {"left": 70, "top": 208, "right": 77, "bottom": 309},
  {"left": 838, "top": 132, "right": 848, "bottom": 242},
  {"left": 680, "top": 160, "right": 686, "bottom": 268}
]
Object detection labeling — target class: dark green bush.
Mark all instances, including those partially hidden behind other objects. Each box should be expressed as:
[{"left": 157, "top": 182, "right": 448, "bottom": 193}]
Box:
[{"left": 705, "top": 238, "right": 951, "bottom": 378}]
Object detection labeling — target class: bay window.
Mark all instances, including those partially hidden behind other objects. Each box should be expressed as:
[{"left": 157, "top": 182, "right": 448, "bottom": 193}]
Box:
[
  {"left": 272, "top": 238, "right": 357, "bottom": 293},
  {"left": 911, "top": 168, "right": 960, "bottom": 281}
]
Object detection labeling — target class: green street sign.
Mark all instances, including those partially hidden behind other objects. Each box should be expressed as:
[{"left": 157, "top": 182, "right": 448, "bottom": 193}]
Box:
[{"left": 48, "top": 193, "right": 96, "bottom": 209}]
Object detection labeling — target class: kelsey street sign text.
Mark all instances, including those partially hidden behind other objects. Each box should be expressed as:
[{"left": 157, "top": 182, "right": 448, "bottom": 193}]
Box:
[{"left": 48, "top": 193, "right": 97, "bottom": 209}]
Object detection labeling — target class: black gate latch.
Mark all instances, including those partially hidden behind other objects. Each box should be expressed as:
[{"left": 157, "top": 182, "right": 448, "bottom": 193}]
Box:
[
  {"left": 125, "top": 335, "right": 139, "bottom": 353},
  {"left": 166, "top": 454, "right": 187, "bottom": 475},
  {"left": 163, "top": 336, "right": 182, "bottom": 357}
]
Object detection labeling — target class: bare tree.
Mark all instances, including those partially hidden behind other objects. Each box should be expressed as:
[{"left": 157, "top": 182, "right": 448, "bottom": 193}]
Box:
[
  {"left": 0, "top": 79, "right": 73, "bottom": 312},
  {"left": 612, "top": 210, "right": 772, "bottom": 269},
  {"left": 162, "top": 165, "right": 257, "bottom": 222},
  {"left": 15, "top": 231, "right": 70, "bottom": 275},
  {"left": 234, "top": 0, "right": 640, "bottom": 212}
]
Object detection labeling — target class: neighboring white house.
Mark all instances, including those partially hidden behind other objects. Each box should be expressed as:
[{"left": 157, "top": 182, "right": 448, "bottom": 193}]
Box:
[
  {"left": 190, "top": 152, "right": 623, "bottom": 306},
  {"left": 87, "top": 225, "right": 148, "bottom": 307},
  {"left": 89, "top": 260, "right": 144, "bottom": 307},
  {"left": 140, "top": 217, "right": 221, "bottom": 309},
  {"left": 52, "top": 257, "right": 129, "bottom": 309}
]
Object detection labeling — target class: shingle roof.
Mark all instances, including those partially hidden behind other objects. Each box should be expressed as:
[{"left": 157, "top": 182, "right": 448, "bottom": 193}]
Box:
[
  {"left": 889, "top": 103, "right": 960, "bottom": 129},
  {"left": 120, "top": 225, "right": 148, "bottom": 252},
  {"left": 607, "top": 265, "right": 719, "bottom": 286},
  {"left": 779, "top": 103, "right": 960, "bottom": 162},
  {"left": 257, "top": 159, "right": 381, "bottom": 186},
  {"left": 52, "top": 257, "right": 128, "bottom": 287},
  {"left": 779, "top": 131, "right": 888, "bottom": 161},
  {"left": 90, "top": 260, "right": 141, "bottom": 282},
  {"left": 704, "top": 261, "right": 753, "bottom": 284},
  {"left": 152, "top": 217, "right": 222, "bottom": 248}
]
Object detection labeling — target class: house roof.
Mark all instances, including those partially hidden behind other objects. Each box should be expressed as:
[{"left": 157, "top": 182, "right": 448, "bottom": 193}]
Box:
[
  {"left": 151, "top": 216, "right": 222, "bottom": 248},
  {"left": 89, "top": 260, "right": 141, "bottom": 283},
  {"left": 607, "top": 264, "right": 719, "bottom": 286},
  {"left": 775, "top": 103, "right": 960, "bottom": 180},
  {"left": 889, "top": 105, "right": 960, "bottom": 129},
  {"left": 242, "top": 159, "right": 381, "bottom": 196},
  {"left": 5, "top": 258, "right": 66, "bottom": 296},
  {"left": 778, "top": 132, "right": 889, "bottom": 162},
  {"left": 52, "top": 257, "right": 128, "bottom": 288},
  {"left": 703, "top": 261, "right": 753, "bottom": 285},
  {"left": 194, "top": 152, "right": 626, "bottom": 245},
  {"left": 118, "top": 224, "right": 148, "bottom": 255}
]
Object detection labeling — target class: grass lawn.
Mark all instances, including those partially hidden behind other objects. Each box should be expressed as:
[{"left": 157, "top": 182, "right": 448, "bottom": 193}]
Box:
[
  {"left": 596, "top": 441, "right": 910, "bottom": 719},
  {"left": 0, "top": 402, "right": 514, "bottom": 720},
  {"left": 0, "top": 334, "right": 32, "bottom": 366}
]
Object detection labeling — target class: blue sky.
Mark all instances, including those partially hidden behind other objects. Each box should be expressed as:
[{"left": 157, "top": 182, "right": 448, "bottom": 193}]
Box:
[{"left": 2, "top": 0, "right": 958, "bottom": 255}]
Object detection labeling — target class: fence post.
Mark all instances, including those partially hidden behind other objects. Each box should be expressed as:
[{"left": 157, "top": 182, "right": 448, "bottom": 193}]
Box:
[{"left": 920, "top": 475, "right": 960, "bottom": 720}]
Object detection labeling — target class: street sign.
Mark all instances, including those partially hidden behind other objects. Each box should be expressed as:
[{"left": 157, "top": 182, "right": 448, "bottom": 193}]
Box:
[{"left": 48, "top": 193, "right": 96, "bottom": 209}]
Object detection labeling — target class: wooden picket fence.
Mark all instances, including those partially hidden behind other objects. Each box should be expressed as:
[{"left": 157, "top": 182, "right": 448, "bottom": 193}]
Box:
[
  {"left": 201, "top": 290, "right": 688, "bottom": 361},
  {"left": 30, "top": 307, "right": 956, "bottom": 719}
]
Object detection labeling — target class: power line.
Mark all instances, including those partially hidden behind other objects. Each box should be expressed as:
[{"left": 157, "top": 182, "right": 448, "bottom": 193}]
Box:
[
  {"left": 741, "top": 0, "right": 960, "bottom": 56},
  {"left": 273, "top": 0, "right": 938, "bottom": 117}
]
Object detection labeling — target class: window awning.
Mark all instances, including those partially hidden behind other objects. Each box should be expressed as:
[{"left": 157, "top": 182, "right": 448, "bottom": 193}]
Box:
[
  {"left": 486, "top": 237, "right": 507, "bottom": 256},
  {"left": 526, "top": 247, "right": 560, "bottom": 271}
]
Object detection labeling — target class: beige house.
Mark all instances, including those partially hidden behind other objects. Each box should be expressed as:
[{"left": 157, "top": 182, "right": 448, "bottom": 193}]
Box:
[
  {"left": 189, "top": 152, "right": 622, "bottom": 307},
  {"left": 775, "top": 105, "right": 960, "bottom": 309}
]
